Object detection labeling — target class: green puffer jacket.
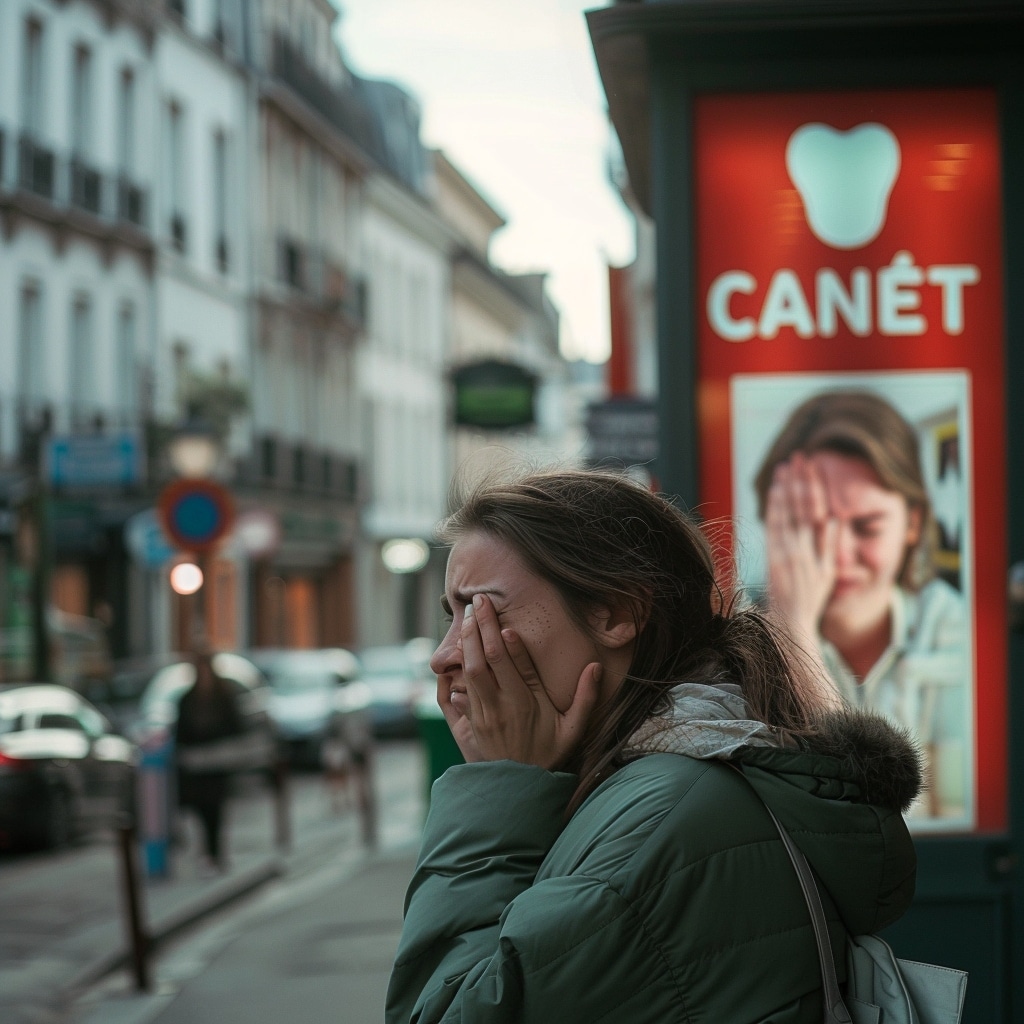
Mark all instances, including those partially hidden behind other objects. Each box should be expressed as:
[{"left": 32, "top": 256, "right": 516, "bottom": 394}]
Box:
[{"left": 387, "top": 693, "right": 921, "bottom": 1024}]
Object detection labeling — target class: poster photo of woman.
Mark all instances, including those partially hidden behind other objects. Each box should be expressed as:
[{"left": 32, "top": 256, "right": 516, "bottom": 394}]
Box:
[{"left": 730, "top": 370, "right": 974, "bottom": 831}]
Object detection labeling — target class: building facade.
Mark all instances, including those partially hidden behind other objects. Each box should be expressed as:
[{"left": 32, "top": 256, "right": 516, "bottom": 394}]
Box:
[
  {"left": 0, "top": 0, "right": 573, "bottom": 680},
  {"left": 356, "top": 143, "right": 451, "bottom": 647},
  {"left": 433, "top": 151, "right": 575, "bottom": 483},
  {"left": 0, "top": 0, "right": 159, "bottom": 679},
  {"left": 239, "top": 0, "right": 368, "bottom": 652}
]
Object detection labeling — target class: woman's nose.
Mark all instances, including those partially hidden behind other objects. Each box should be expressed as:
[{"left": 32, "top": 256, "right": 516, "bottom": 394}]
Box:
[
  {"left": 429, "top": 625, "right": 461, "bottom": 676},
  {"left": 834, "top": 524, "right": 857, "bottom": 567}
]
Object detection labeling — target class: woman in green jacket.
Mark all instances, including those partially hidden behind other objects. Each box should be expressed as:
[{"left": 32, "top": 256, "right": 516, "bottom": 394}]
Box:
[{"left": 387, "top": 469, "right": 922, "bottom": 1024}]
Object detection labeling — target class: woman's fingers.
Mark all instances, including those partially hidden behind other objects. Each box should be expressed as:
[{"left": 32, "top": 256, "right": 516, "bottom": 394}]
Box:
[
  {"left": 456, "top": 594, "right": 596, "bottom": 769},
  {"left": 459, "top": 597, "right": 497, "bottom": 703},
  {"left": 561, "top": 662, "right": 602, "bottom": 738},
  {"left": 499, "top": 627, "right": 542, "bottom": 690}
]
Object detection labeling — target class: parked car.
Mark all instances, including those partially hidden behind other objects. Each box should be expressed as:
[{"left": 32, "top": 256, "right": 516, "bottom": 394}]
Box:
[
  {"left": 130, "top": 652, "right": 277, "bottom": 773},
  {"left": 358, "top": 638, "right": 435, "bottom": 738},
  {"left": 245, "top": 649, "right": 372, "bottom": 769},
  {"left": 0, "top": 684, "right": 138, "bottom": 850},
  {"left": 81, "top": 653, "right": 183, "bottom": 736}
]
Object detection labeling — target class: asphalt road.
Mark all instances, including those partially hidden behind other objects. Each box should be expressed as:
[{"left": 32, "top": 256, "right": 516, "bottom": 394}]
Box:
[{"left": 0, "top": 739, "right": 426, "bottom": 1024}]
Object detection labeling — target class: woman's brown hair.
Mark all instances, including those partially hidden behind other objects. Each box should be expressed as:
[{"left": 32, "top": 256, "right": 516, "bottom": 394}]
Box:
[
  {"left": 753, "top": 389, "right": 934, "bottom": 590},
  {"left": 438, "top": 467, "right": 821, "bottom": 811}
]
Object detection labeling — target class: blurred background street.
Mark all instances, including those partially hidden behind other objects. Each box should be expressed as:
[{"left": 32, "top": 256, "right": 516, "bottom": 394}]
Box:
[{"left": 1, "top": 739, "right": 425, "bottom": 1024}]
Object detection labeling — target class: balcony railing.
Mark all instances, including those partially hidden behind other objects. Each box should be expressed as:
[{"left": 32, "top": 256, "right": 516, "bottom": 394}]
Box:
[
  {"left": 274, "top": 235, "right": 367, "bottom": 325},
  {"left": 18, "top": 134, "right": 55, "bottom": 199},
  {"left": 70, "top": 157, "right": 102, "bottom": 215},
  {"left": 117, "top": 176, "right": 146, "bottom": 227},
  {"left": 3, "top": 133, "right": 151, "bottom": 236},
  {"left": 170, "top": 212, "right": 187, "bottom": 252},
  {"left": 248, "top": 434, "right": 359, "bottom": 498}
]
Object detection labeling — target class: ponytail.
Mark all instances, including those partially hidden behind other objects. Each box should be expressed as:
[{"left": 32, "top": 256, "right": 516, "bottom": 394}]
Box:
[{"left": 565, "top": 603, "right": 821, "bottom": 815}]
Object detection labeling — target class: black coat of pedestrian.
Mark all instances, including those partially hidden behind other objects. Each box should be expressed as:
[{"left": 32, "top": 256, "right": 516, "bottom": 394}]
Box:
[{"left": 174, "top": 664, "right": 245, "bottom": 866}]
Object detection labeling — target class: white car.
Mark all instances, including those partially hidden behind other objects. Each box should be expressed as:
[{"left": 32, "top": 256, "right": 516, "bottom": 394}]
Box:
[{"left": 358, "top": 638, "right": 434, "bottom": 738}]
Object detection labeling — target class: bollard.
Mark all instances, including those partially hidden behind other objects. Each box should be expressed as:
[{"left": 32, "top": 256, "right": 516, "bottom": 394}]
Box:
[
  {"left": 138, "top": 729, "right": 174, "bottom": 878},
  {"left": 272, "top": 757, "right": 291, "bottom": 853},
  {"left": 116, "top": 820, "right": 151, "bottom": 991},
  {"left": 356, "top": 744, "right": 378, "bottom": 848}
]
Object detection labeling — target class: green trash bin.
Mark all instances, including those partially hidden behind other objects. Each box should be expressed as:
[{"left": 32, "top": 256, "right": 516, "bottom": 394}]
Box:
[{"left": 415, "top": 697, "right": 464, "bottom": 802}]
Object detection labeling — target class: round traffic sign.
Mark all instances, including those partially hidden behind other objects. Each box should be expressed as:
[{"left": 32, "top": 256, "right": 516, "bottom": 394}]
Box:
[{"left": 157, "top": 479, "right": 235, "bottom": 552}]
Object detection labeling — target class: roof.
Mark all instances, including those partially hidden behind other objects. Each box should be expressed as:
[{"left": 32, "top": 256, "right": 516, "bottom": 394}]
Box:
[{"left": 586, "top": 0, "right": 1024, "bottom": 215}]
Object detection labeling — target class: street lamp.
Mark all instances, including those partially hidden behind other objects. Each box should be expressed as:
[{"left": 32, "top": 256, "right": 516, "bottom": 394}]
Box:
[
  {"left": 381, "top": 538, "right": 430, "bottom": 575},
  {"left": 166, "top": 413, "right": 220, "bottom": 480},
  {"left": 382, "top": 538, "right": 431, "bottom": 640}
]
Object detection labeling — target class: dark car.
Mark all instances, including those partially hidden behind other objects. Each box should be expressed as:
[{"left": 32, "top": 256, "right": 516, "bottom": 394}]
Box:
[
  {"left": 245, "top": 649, "right": 372, "bottom": 768},
  {"left": 0, "top": 684, "right": 138, "bottom": 850},
  {"left": 129, "top": 652, "right": 278, "bottom": 774}
]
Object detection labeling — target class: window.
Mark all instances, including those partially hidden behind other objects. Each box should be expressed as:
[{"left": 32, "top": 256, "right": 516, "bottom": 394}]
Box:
[
  {"left": 117, "top": 69, "right": 144, "bottom": 224},
  {"left": 172, "top": 342, "right": 191, "bottom": 412},
  {"left": 69, "top": 295, "right": 94, "bottom": 424},
  {"left": 165, "top": 100, "right": 186, "bottom": 251},
  {"left": 213, "top": 0, "right": 232, "bottom": 51},
  {"left": 117, "top": 68, "right": 135, "bottom": 175},
  {"left": 17, "top": 282, "right": 44, "bottom": 406},
  {"left": 116, "top": 304, "right": 137, "bottom": 418},
  {"left": 21, "top": 20, "right": 44, "bottom": 135},
  {"left": 71, "top": 45, "right": 92, "bottom": 157},
  {"left": 18, "top": 19, "right": 53, "bottom": 198},
  {"left": 213, "top": 129, "right": 229, "bottom": 272},
  {"left": 69, "top": 45, "right": 101, "bottom": 213}
]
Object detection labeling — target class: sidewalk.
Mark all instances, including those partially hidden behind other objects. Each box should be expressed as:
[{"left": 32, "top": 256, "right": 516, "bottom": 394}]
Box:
[
  {"left": 67, "top": 849, "right": 418, "bottom": 1024},
  {"left": 0, "top": 794, "right": 291, "bottom": 1024},
  {"left": 0, "top": 741, "right": 426, "bottom": 1024}
]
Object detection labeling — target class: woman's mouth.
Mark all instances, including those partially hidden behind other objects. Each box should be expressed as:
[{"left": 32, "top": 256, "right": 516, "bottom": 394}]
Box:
[{"left": 831, "top": 578, "right": 863, "bottom": 597}]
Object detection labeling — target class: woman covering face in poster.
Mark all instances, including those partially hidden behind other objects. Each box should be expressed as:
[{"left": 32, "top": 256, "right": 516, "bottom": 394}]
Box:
[{"left": 754, "top": 389, "right": 969, "bottom": 821}]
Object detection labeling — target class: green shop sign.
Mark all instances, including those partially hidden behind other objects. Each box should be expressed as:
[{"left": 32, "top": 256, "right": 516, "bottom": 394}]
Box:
[{"left": 452, "top": 360, "right": 537, "bottom": 430}]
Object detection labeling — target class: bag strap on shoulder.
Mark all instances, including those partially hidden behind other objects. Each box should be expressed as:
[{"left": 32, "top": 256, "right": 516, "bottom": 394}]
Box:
[{"left": 729, "top": 764, "right": 853, "bottom": 1024}]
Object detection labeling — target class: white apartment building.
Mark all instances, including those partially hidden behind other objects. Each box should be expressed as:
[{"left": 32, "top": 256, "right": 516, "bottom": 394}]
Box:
[
  {"left": 147, "top": 0, "right": 253, "bottom": 653},
  {"left": 241, "top": 0, "right": 368, "bottom": 650},
  {"left": 433, "top": 151, "right": 575, "bottom": 483},
  {"left": 356, "top": 84, "right": 451, "bottom": 647},
  {"left": 0, "top": 0, "right": 159, "bottom": 673}
]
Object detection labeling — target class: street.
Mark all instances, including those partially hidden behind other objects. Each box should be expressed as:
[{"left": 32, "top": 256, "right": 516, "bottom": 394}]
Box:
[{"left": 0, "top": 739, "right": 426, "bottom": 1024}]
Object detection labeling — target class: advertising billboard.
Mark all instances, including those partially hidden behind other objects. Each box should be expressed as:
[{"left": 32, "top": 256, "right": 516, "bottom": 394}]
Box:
[{"left": 694, "top": 88, "right": 1007, "bottom": 833}]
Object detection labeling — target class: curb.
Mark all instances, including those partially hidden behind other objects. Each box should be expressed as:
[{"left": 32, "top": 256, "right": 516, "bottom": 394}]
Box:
[{"left": 58, "top": 855, "right": 285, "bottom": 1001}]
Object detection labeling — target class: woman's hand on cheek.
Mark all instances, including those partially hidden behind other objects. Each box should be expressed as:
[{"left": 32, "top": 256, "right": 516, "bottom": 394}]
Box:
[
  {"left": 765, "top": 456, "right": 837, "bottom": 641},
  {"left": 461, "top": 594, "right": 602, "bottom": 771}
]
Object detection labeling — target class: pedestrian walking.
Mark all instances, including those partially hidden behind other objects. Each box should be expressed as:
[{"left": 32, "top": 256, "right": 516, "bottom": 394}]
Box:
[
  {"left": 174, "top": 647, "right": 246, "bottom": 873},
  {"left": 386, "top": 468, "right": 922, "bottom": 1023}
]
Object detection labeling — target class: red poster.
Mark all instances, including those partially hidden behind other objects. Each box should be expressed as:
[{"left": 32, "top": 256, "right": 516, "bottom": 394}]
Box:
[{"left": 695, "top": 89, "right": 1006, "bottom": 834}]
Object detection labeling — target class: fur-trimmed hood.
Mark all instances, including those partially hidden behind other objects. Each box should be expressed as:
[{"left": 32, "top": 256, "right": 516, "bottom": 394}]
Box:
[
  {"left": 625, "top": 681, "right": 924, "bottom": 813},
  {"left": 801, "top": 706, "right": 924, "bottom": 813}
]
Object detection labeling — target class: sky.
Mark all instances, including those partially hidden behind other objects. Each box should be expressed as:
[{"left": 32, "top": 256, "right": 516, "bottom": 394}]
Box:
[{"left": 333, "top": 0, "right": 635, "bottom": 363}]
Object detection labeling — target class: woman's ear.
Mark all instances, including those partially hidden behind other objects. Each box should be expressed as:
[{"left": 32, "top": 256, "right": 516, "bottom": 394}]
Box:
[{"left": 590, "top": 602, "right": 643, "bottom": 649}]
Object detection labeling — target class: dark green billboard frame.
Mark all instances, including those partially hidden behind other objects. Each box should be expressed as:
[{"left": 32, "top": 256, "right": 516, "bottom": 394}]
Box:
[{"left": 589, "top": 3, "right": 1024, "bottom": 1021}]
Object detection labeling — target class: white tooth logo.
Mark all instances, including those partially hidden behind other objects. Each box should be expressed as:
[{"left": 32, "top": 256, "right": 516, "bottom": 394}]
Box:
[{"left": 786, "top": 123, "right": 901, "bottom": 249}]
